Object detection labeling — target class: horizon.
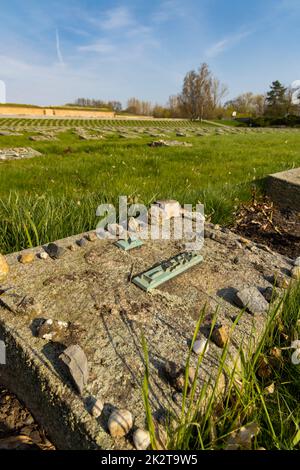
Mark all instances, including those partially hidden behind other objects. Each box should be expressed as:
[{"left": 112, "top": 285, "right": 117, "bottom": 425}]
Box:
[{"left": 0, "top": 0, "right": 299, "bottom": 107}]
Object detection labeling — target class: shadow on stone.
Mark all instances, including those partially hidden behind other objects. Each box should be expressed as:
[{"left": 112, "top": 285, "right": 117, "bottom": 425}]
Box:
[
  {"left": 41, "top": 342, "right": 75, "bottom": 392},
  {"left": 217, "top": 287, "right": 239, "bottom": 307},
  {"left": 30, "top": 318, "right": 46, "bottom": 337}
]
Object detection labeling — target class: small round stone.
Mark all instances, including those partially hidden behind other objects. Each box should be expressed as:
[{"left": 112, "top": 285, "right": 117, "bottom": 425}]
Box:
[
  {"left": 211, "top": 325, "right": 229, "bottom": 348},
  {"left": 193, "top": 338, "right": 209, "bottom": 355},
  {"left": 39, "top": 251, "right": 49, "bottom": 260},
  {"left": 67, "top": 244, "right": 76, "bottom": 251},
  {"left": 45, "top": 243, "right": 66, "bottom": 259},
  {"left": 19, "top": 253, "right": 35, "bottom": 264},
  {"left": 86, "top": 232, "right": 98, "bottom": 242},
  {"left": 108, "top": 409, "right": 133, "bottom": 438},
  {"left": 85, "top": 397, "right": 104, "bottom": 418},
  {"left": 133, "top": 429, "right": 150, "bottom": 450},
  {"left": 107, "top": 223, "right": 125, "bottom": 237},
  {"left": 77, "top": 238, "right": 87, "bottom": 248}
]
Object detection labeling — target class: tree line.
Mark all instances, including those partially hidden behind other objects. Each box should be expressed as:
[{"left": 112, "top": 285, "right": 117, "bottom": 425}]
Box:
[
  {"left": 69, "top": 63, "right": 300, "bottom": 120},
  {"left": 67, "top": 98, "right": 122, "bottom": 112}
]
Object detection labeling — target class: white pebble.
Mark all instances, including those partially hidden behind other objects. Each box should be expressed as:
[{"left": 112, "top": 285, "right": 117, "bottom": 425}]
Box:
[
  {"left": 86, "top": 397, "right": 104, "bottom": 418},
  {"left": 39, "top": 251, "right": 49, "bottom": 260},
  {"left": 108, "top": 409, "right": 133, "bottom": 438},
  {"left": 133, "top": 429, "right": 151, "bottom": 450},
  {"left": 193, "top": 338, "right": 209, "bottom": 355},
  {"left": 107, "top": 223, "right": 125, "bottom": 237}
]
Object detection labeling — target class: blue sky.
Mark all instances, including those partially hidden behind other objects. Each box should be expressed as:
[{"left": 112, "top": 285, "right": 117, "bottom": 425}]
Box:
[{"left": 0, "top": 0, "right": 299, "bottom": 106}]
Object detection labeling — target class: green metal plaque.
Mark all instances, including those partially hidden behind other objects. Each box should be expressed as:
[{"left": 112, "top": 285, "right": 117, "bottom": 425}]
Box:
[
  {"left": 114, "top": 238, "right": 144, "bottom": 251},
  {"left": 132, "top": 251, "right": 203, "bottom": 292}
]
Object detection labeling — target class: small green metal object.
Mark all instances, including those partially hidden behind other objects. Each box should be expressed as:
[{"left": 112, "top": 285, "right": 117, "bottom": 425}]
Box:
[
  {"left": 132, "top": 251, "right": 203, "bottom": 292},
  {"left": 114, "top": 237, "right": 144, "bottom": 251}
]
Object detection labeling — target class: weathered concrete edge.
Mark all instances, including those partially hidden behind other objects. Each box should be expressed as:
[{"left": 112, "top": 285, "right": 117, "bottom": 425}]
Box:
[
  {"left": 0, "top": 230, "right": 117, "bottom": 450},
  {"left": 266, "top": 169, "right": 300, "bottom": 211},
  {"left": 0, "top": 319, "right": 113, "bottom": 450}
]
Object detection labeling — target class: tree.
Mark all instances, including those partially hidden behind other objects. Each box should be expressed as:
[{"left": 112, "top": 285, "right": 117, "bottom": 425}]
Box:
[
  {"left": 179, "top": 64, "right": 213, "bottom": 119},
  {"left": 126, "top": 98, "right": 153, "bottom": 116},
  {"left": 69, "top": 98, "right": 114, "bottom": 109},
  {"left": 265, "top": 80, "right": 287, "bottom": 116},
  {"left": 167, "top": 95, "right": 182, "bottom": 118},
  {"left": 107, "top": 101, "right": 122, "bottom": 112},
  {"left": 211, "top": 78, "right": 228, "bottom": 110},
  {"left": 225, "top": 92, "right": 265, "bottom": 117},
  {"left": 178, "top": 63, "right": 227, "bottom": 120},
  {"left": 152, "top": 104, "right": 171, "bottom": 118}
]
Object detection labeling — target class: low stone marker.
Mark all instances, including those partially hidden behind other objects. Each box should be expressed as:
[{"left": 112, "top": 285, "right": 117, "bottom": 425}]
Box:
[
  {"left": 267, "top": 167, "right": 300, "bottom": 211},
  {"left": 0, "top": 226, "right": 296, "bottom": 449},
  {"left": 0, "top": 147, "right": 42, "bottom": 162}
]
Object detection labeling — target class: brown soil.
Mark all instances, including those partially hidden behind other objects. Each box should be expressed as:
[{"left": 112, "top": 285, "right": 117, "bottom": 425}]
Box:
[
  {"left": 0, "top": 386, "right": 54, "bottom": 450},
  {"left": 232, "top": 195, "right": 300, "bottom": 259}
]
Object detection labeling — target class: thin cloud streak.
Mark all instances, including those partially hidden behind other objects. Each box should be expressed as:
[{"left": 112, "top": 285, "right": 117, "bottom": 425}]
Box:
[
  {"left": 78, "top": 40, "right": 115, "bottom": 54},
  {"left": 55, "top": 29, "right": 65, "bottom": 65},
  {"left": 205, "top": 30, "right": 253, "bottom": 58}
]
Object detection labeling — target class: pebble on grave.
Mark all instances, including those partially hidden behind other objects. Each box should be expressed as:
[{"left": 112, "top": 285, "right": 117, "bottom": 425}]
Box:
[
  {"left": 133, "top": 429, "right": 151, "bottom": 450},
  {"left": 108, "top": 409, "right": 133, "bottom": 438},
  {"left": 45, "top": 243, "right": 66, "bottom": 259},
  {"left": 235, "top": 287, "right": 269, "bottom": 314},
  {"left": 85, "top": 396, "right": 104, "bottom": 418},
  {"left": 211, "top": 325, "right": 229, "bottom": 348},
  {"left": 59, "top": 344, "right": 89, "bottom": 395},
  {"left": 193, "top": 338, "right": 209, "bottom": 355},
  {"left": 19, "top": 253, "right": 35, "bottom": 264},
  {"left": 0, "top": 254, "right": 9, "bottom": 280}
]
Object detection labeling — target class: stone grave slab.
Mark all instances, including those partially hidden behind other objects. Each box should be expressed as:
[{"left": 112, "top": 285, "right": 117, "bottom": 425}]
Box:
[
  {"left": 267, "top": 167, "right": 300, "bottom": 211},
  {"left": 0, "top": 225, "right": 294, "bottom": 449},
  {"left": 0, "top": 147, "right": 42, "bottom": 162}
]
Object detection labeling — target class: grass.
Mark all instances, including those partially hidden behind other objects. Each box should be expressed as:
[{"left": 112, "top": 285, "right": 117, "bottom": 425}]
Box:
[
  {"left": 211, "top": 119, "right": 246, "bottom": 127},
  {"left": 142, "top": 281, "right": 300, "bottom": 450},
  {"left": 0, "top": 119, "right": 300, "bottom": 254}
]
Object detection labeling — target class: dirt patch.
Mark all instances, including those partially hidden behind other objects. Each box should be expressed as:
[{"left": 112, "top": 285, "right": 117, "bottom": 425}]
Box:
[
  {"left": 0, "top": 386, "right": 54, "bottom": 450},
  {"left": 232, "top": 194, "right": 300, "bottom": 259}
]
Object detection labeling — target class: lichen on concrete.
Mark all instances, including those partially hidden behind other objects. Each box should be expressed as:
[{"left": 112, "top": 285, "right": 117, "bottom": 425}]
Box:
[{"left": 0, "top": 226, "right": 294, "bottom": 449}]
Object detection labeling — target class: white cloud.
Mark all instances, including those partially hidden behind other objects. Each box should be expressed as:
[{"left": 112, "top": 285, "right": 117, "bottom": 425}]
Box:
[
  {"left": 77, "top": 35, "right": 159, "bottom": 63},
  {"left": 99, "top": 6, "right": 133, "bottom": 30},
  {"left": 205, "top": 31, "right": 252, "bottom": 58},
  {"left": 126, "top": 26, "right": 153, "bottom": 38},
  {"left": 152, "top": 0, "right": 186, "bottom": 23},
  {"left": 78, "top": 40, "right": 115, "bottom": 54}
]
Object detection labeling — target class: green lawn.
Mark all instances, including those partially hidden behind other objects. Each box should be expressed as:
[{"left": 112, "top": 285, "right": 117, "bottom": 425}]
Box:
[{"left": 0, "top": 120, "right": 300, "bottom": 253}]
